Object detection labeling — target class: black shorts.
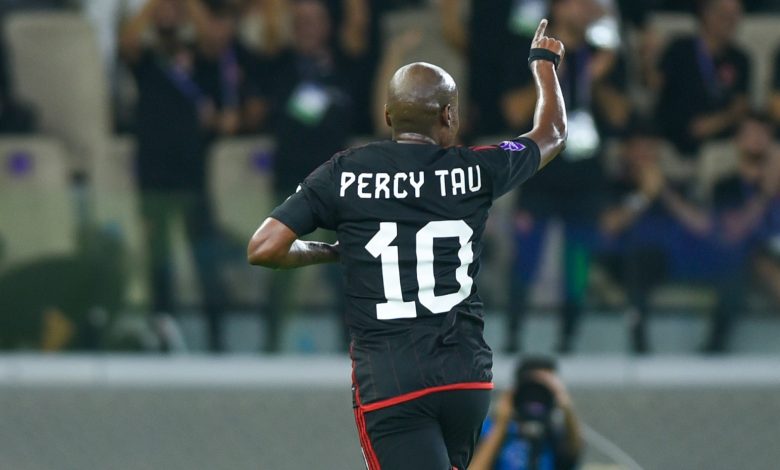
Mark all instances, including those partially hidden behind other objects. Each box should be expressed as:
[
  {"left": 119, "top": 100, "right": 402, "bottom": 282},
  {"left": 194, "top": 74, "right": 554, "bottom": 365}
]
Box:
[{"left": 353, "top": 389, "right": 491, "bottom": 470}]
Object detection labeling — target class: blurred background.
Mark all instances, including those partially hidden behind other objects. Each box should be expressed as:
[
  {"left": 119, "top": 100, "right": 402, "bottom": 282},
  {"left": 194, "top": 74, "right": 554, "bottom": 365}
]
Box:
[{"left": 0, "top": 0, "right": 780, "bottom": 469}]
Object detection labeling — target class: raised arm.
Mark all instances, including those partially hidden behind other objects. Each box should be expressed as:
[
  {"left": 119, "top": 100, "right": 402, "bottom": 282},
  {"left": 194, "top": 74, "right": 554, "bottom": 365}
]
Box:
[
  {"left": 247, "top": 218, "right": 339, "bottom": 269},
  {"left": 520, "top": 19, "right": 567, "bottom": 170}
]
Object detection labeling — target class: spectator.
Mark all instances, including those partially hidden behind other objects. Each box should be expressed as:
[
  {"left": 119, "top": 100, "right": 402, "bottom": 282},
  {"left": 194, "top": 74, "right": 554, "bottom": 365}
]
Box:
[
  {"left": 600, "top": 114, "right": 780, "bottom": 353},
  {"left": 599, "top": 121, "right": 711, "bottom": 353},
  {"left": 501, "top": 0, "right": 631, "bottom": 353},
  {"left": 241, "top": 0, "right": 378, "bottom": 136},
  {"left": 265, "top": 0, "right": 366, "bottom": 197},
  {"left": 119, "top": 0, "right": 229, "bottom": 352},
  {"left": 655, "top": 0, "right": 750, "bottom": 156},
  {"left": 193, "top": 0, "right": 269, "bottom": 134},
  {"left": 703, "top": 112, "right": 780, "bottom": 352},
  {"left": 470, "top": 356, "right": 582, "bottom": 470},
  {"left": 261, "top": 0, "right": 360, "bottom": 352}
]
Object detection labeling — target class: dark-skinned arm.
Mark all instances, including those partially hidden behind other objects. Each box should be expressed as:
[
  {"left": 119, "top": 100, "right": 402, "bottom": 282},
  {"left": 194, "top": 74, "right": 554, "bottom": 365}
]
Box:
[
  {"left": 520, "top": 20, "right": 567, "bottom": 170},
  {"left": 247, "top": 218, "right": 339, "bottom": 269}
]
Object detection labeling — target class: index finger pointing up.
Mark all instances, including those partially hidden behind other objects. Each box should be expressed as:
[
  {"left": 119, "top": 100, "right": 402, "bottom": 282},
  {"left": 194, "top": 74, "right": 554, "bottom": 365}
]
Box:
[{"left": 534, "top": 18, "right": 548, "bottom": 41}]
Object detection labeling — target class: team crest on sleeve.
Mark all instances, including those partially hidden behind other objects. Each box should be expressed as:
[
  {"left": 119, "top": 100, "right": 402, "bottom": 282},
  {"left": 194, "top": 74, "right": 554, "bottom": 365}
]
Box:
[{"left": 499, "top": 140, "right": 526, "bottom": 152}]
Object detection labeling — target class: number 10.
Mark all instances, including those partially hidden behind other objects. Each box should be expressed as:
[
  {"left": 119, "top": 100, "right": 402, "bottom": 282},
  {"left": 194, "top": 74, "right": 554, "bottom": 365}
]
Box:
[{"left": 365, "top": 220, "right": 474, "bottom": 320}]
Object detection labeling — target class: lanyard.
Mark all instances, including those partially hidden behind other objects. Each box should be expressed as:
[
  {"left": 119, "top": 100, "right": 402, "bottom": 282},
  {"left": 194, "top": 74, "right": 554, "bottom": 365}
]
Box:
[{"left": 159, "top": 52, "right": 209, "bottom": 113}]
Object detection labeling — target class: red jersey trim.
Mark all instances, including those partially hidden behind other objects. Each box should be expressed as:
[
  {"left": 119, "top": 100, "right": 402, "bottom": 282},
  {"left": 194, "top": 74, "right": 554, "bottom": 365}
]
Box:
[
  {"left": 469, "top": 145, "right": 497, "bottom": 152},
  {"left": 351, "top": 346, "right": 382, "bottom": 469},
  {"left": 359, "top": 382, "right": 494, "bottom": 413}
]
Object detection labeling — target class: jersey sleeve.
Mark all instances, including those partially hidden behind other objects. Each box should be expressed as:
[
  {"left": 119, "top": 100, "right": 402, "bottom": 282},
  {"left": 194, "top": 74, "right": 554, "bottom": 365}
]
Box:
[
  {"left": 472, "top": 137, "right": 541, "bottom": 199},
  {"left": 269, "top": 159, "right": 338, "bottom": 236}
]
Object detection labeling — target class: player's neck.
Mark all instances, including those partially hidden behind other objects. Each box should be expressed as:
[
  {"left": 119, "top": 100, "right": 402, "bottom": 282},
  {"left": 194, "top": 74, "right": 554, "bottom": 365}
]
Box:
[{"left": 394, "top": 132, "right": 438, "bottom": 145}]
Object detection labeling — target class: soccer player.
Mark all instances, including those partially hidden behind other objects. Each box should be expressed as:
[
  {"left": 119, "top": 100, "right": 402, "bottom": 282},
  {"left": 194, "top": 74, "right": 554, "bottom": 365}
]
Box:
[{"left": 248, "top": 19, "right": 566, "bottom": 470}]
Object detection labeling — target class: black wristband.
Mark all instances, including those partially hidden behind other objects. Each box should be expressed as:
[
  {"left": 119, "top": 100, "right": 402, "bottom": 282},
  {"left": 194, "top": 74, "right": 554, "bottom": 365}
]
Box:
[{"left": 528, "top": 48, "right": 561, "bottom": 70}]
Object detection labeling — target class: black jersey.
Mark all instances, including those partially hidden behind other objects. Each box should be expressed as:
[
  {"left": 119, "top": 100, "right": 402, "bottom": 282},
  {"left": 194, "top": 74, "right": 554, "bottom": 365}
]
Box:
[{"left": 271, "top": 137, "right": 541, "bottom": 406}]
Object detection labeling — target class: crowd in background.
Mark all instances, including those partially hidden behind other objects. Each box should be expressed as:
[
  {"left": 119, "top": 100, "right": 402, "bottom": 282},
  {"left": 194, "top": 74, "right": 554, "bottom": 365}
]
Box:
[{"left": 1, "top": 0, "right": 780, "bottom": 354}]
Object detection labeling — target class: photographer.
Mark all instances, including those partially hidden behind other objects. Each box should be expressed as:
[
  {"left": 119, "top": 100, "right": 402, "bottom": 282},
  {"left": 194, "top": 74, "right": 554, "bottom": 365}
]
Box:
[{"left": 470, "top": 357, "right": 583, "bottom": 470}]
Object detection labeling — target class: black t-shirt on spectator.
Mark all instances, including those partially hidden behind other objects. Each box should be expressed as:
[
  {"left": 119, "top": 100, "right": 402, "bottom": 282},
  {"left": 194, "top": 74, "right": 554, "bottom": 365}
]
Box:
[
  {"left": 131, "top": 48, "right": 205, "bottom": 191},
  {"left": 656, "top": 35, "right": 750, "bottom": 155},
  {"left": 266, "top": 50, "right": 356, "bottom": 197}
]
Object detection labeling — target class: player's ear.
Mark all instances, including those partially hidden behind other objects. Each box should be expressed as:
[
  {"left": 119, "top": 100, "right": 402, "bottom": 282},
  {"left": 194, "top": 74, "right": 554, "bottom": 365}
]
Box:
[
  {"left": 441, "top": 104, "right": 452, "bottom": 128},
  {"left": 385, "top": 105, "right": 392, "bottom": 128}
]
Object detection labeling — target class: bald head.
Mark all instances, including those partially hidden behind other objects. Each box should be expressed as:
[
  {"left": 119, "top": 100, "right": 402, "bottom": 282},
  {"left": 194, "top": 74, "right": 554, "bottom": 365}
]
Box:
[{"left": 385, "top": 62, "right": 459, "bottom": 145}]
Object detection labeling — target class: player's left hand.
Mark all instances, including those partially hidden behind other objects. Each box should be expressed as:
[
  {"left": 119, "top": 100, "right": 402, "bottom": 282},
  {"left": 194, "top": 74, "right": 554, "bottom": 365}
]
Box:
[{"left": 531, "top": 19, "right": 566, "bottom": 63}]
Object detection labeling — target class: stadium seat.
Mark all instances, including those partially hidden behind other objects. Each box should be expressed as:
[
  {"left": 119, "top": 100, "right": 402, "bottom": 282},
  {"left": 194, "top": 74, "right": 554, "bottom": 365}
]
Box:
[
  {"left": 208, "top": 137, "right": 340, "bottom": 308},
  {"left": 4, "top": 12, "right": 111, "bottom": 178},
  {"left": 206, "top": 137, "right": 275, "bottom": 306},
  {"left": 0, "top": 137, "right": 76, "bottom": 271},
  {"left": 733, "top": 15, "right": 780, "bottom": 108},
  {"left": 208, "top": 137, "right": 276, "bottom": 242},
  {"left": 91, "top": 136, "right": 148, "bottom": 306}
]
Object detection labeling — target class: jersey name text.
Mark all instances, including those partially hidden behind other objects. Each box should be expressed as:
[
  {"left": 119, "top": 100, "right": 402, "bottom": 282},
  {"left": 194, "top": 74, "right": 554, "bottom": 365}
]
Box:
[{"left": 339, "top": 165, "right": 482, "bottom": 199}]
